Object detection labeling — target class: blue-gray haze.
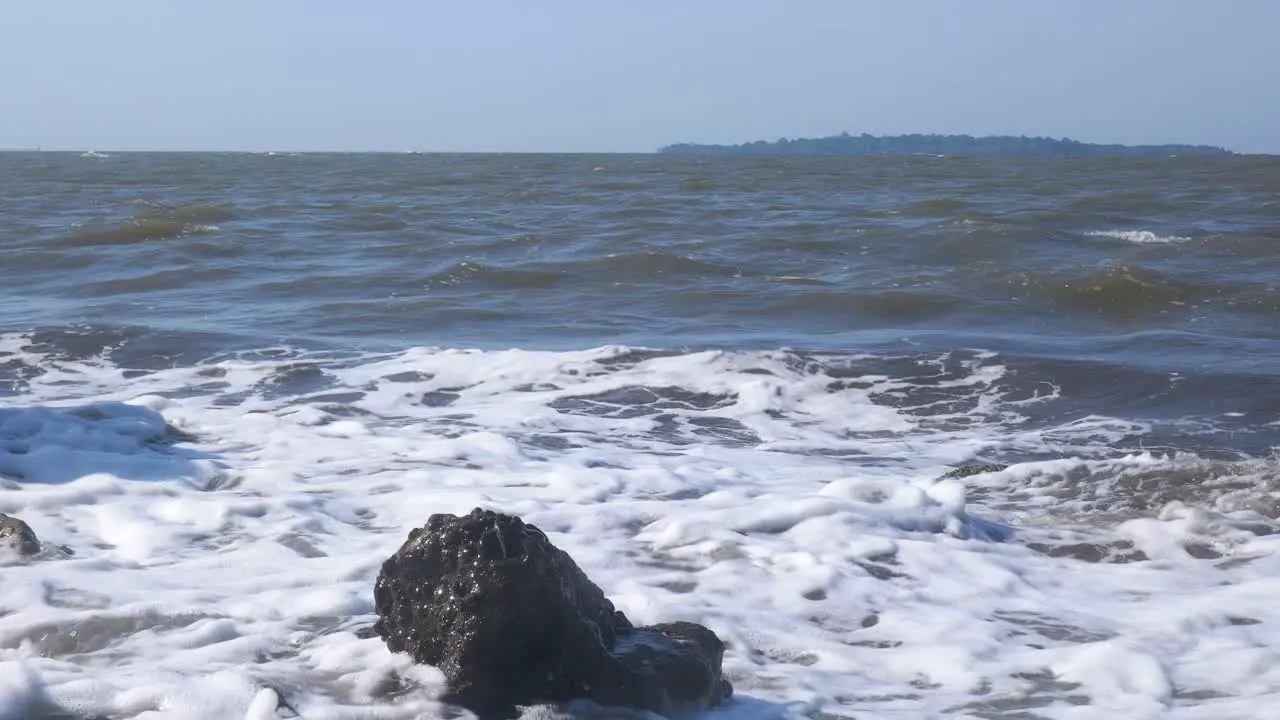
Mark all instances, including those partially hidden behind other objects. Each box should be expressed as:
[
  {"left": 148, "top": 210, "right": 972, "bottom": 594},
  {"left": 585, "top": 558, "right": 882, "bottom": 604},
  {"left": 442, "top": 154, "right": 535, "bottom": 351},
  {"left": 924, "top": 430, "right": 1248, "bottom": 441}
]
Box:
[{"left": 1, "top": 1, "right": 1276, "bottom": 153}]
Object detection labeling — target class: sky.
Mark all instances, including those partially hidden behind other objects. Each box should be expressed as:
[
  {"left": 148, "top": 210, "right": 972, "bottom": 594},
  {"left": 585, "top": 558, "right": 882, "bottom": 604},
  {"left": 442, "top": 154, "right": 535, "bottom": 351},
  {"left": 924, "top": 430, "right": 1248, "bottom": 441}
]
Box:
[{"left": 2, "top": 1, "right": 1277, "bottom": 153}]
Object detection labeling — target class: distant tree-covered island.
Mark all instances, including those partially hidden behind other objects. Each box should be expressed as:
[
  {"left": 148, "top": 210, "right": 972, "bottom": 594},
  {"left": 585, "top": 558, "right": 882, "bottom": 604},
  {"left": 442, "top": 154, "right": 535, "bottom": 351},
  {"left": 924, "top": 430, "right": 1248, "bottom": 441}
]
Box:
[{"left": 659, "top": 133, "right": 1234, "bottom": 157}]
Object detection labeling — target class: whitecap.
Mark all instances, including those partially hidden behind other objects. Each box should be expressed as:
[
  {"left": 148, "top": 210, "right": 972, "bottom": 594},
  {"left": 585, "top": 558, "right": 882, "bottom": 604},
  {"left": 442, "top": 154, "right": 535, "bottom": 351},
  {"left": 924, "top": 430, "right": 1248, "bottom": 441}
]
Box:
[{"left": 1086, "top": 229, "right": 1191, "bottom": 244}]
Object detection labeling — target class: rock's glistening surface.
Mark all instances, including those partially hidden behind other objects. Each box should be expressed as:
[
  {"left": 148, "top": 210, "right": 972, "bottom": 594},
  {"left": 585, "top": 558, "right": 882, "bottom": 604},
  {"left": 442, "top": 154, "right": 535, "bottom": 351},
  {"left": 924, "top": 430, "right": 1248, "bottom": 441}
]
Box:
[
  {"left": 0, "top": 513, "right": 41, "bottom": 556},
  {"left": 373, "top": 508, "right": 731, "bottom": 718},
  {"left": 605, "top": 621, "right": 732, "bottom": 714}
]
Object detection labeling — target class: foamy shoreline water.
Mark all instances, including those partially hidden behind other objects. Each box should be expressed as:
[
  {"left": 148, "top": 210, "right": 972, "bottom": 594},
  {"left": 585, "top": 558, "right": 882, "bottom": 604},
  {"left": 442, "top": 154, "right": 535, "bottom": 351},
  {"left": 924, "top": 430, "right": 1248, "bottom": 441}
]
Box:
[{"left": 3, "top": 337, "right": 1279, "bottom": 719}]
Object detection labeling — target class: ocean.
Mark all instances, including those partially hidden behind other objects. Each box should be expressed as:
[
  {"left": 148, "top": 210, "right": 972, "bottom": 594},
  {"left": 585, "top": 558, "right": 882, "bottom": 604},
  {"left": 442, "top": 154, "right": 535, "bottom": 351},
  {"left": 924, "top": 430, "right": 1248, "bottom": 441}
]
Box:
[{"left": 1, "top": 151, "right": 1279, "bottom": 719}]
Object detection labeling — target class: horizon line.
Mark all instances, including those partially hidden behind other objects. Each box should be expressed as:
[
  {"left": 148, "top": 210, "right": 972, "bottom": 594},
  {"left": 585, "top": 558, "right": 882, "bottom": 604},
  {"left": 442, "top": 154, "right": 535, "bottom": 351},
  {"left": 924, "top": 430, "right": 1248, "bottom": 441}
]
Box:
[
  {"left": 0, "top": 131, "right": 1259, "bottom": 155},
  {"left": 0, "top": 148, "right": 658, "bottom": 154},
  {"left": 3, "top": 147, "right": 1275, "bottom": 155},
  {"left": 4, "top": 149, "right": 1274, "bottom": 156}
]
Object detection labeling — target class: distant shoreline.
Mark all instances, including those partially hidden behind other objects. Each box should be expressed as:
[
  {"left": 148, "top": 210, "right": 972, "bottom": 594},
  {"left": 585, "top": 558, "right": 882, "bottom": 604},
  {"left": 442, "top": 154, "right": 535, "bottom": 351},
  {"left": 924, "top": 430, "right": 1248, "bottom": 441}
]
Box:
[
  {"left": 0, "top": 142, "right": 1254, "bottom": 156},
  {"left": 660, "top": 133, "right": 1234, "bottom": 157}
]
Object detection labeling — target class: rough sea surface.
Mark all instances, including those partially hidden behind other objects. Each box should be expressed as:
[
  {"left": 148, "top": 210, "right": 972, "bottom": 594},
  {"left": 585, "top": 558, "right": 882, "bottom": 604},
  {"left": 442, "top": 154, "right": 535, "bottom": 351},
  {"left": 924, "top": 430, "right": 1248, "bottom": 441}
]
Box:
[{"left": 1, "top": 151, "right": 1279, "bottom": 719}]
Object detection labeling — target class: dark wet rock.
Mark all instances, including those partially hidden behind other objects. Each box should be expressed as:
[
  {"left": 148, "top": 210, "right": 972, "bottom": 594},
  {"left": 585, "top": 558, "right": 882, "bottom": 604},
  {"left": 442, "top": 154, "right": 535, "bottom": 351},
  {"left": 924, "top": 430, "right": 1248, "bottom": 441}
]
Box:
[
  {"left": 0, "top": 513, "right": 41, "bottom": 556},
  {"left": 421, "top": 390, "right": 462, "bottom": 407},
  {"left": 606, "top": 621, "right": 731, "bottom": 714},
  {"left": 941, "top": 463, "right": 1009, "bottom": 479},
  {"left": 373, "top": 508, "right": 732, "bottom": 719}
]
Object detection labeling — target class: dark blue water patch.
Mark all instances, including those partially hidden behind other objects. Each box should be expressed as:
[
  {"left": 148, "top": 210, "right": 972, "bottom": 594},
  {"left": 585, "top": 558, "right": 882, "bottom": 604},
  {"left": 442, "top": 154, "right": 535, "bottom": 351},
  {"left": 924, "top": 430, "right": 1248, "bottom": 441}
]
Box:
[{"left": 990, "top": 354, "right": 1280, "bottom": 458}]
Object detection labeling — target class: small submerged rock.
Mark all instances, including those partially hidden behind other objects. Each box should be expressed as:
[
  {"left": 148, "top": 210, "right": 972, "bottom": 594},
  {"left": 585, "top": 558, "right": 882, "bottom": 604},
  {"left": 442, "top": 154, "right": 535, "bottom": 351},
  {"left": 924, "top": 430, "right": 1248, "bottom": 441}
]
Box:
[
  {"left": 373, "top": 508, "right": 732, "bottom": 719},
  {"left": 941, "top": 463, "right": 1009, "bottom": 479},
  {"left": 0, "top": 513, "right": 41, "bottom": 556}
]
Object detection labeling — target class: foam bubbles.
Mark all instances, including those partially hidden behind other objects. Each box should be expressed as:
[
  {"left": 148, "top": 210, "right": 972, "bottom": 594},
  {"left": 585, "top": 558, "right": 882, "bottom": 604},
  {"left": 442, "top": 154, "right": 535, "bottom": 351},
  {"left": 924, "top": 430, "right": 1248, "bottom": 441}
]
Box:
[
  {"left": 1086, "top": 229, "right": 1191, "bottom": 244},
  {"left": 1, "top": 337, "right": 1279, "bottom": 718}
]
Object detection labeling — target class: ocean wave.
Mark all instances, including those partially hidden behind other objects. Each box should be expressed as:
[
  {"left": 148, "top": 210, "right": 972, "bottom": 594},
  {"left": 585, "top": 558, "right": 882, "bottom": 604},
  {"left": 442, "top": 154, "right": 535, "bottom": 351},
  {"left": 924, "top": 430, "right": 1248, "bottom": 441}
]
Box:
[
  {"left": 1086, "top": 229, "right": 1191, "bottom": 244},
  {"left": 72, "top": 267, "right": 241, "bottom": 298},
  {"left": 426, "top": 261, "right": 567, "bottom": 290},
  {"left": 56, "top": 218, "right": 219, "bottom": 247},
  {"left": 53, "top": 203, "right": 232, "bottom": 247},
  {"left": 986, "top": 261, "right": 1280, "bottom": 320}
]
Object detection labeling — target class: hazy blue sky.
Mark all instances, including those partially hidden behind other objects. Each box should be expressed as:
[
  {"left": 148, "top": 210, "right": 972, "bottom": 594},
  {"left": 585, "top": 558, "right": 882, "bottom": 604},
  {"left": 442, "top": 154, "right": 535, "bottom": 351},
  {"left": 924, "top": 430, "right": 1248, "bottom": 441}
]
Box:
[{"left": 2, "top": 1, "right": 1277, "bottom": 153}]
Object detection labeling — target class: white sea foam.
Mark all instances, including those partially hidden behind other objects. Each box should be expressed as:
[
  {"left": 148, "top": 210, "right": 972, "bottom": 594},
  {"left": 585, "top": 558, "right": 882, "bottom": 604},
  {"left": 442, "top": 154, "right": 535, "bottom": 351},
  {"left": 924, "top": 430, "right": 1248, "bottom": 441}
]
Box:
[
  {"left": 2, "top": 338, "right": 1279, "bottom": 718},
  {"left": 1086, "top": 229, "right": 1191, "bottom": 244}
]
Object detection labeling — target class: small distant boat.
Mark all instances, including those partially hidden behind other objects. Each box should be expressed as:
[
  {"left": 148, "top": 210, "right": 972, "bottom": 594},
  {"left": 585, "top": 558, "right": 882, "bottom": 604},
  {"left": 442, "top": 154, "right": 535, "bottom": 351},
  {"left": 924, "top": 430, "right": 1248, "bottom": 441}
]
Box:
[{"left": 80, "top": 150, "right": 109, "bottom": 158}]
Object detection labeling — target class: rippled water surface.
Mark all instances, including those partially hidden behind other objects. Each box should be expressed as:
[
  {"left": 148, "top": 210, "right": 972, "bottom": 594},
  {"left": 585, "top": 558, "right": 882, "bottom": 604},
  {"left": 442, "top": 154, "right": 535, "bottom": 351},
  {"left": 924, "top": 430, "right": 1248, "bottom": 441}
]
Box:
[{"left": 4, "top": 152, "right": 1277, "bottom": 358}]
